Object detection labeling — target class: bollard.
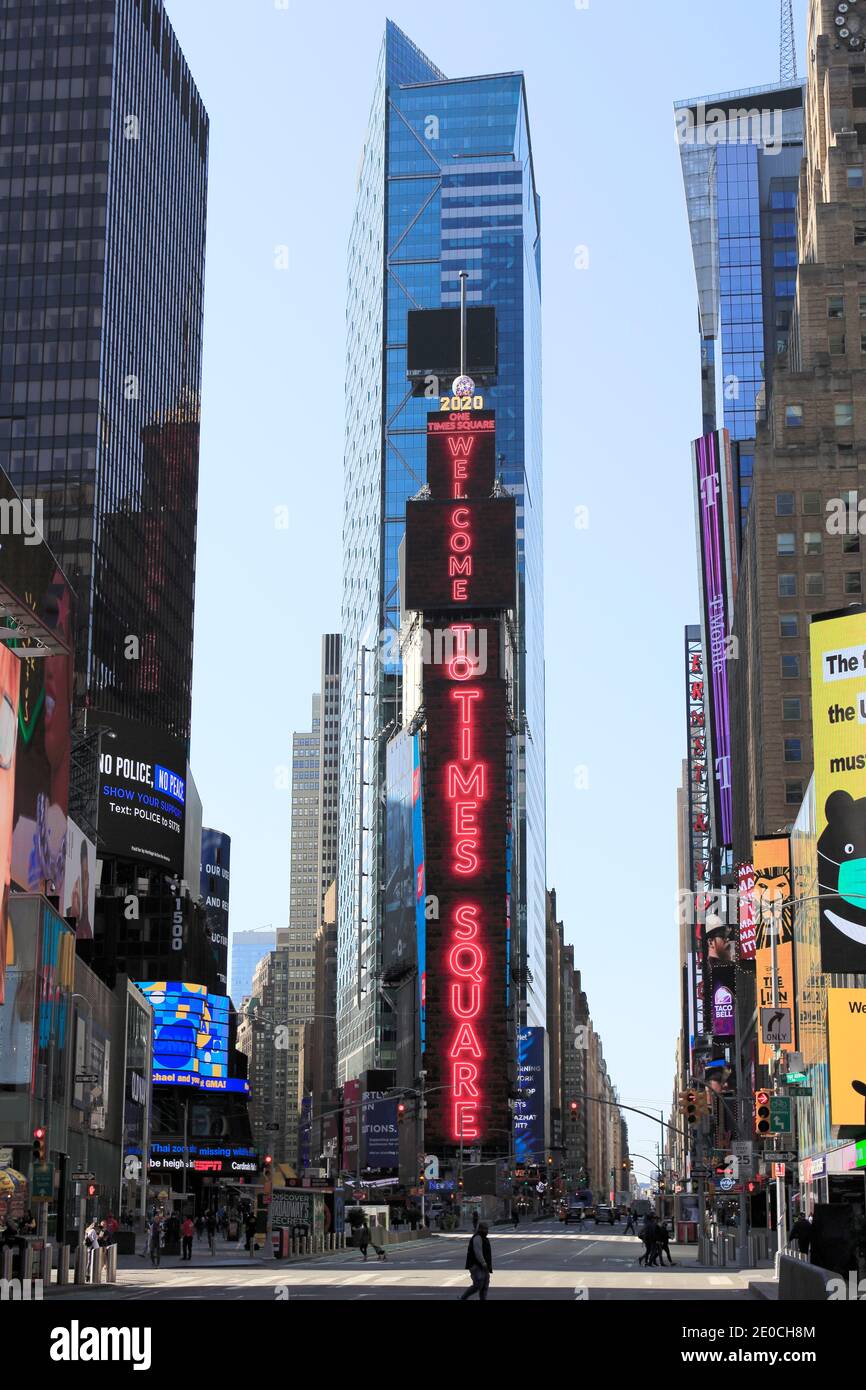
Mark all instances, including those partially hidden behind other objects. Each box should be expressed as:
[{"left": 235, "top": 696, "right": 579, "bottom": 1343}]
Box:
[
  {"left": 58, "top": 1244, "right": 70, "bottom": 1287},
  {"left": 106, "top": 1244, "right": 118, "bottom": 1283},
  {"left": 291, "top": 1236, "right": 297, "bottom": 1259},
  {"left": 21, "top": 1244, "right": 33, "bottom": 1284},
  {"left": 74, "top": 1243, "right": 87, "bottom": 1285},
  {"left": 306, "top": 1236, "right": 312, "bottom": 1257},
  {"left": 1, "top": 1246, "right": 12, "bottom": 1282},
  {"left": 40, "top": 1243, "right": 53, "bottom": 1282}
]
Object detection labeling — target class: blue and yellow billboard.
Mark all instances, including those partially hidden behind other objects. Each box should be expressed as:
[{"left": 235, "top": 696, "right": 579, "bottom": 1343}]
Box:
[{"left": 138, "top": 981, "right": 249, "bottom": 1094}]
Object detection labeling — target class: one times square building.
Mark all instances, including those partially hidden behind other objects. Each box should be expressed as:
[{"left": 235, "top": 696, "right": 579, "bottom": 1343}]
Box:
[
  {"left": 339, "top": 23, "right": 546, "bottom": 1083},
  {"left": 0, "top": 0, "right": 207, "bottom": 744}
]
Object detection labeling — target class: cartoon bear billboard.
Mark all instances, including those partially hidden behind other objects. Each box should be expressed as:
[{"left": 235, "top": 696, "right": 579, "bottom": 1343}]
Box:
[{"left": 810, "top": 609, "right": 866, "bottom": 974}]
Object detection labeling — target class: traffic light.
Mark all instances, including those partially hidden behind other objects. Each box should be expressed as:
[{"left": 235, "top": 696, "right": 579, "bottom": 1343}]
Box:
[
  {"left": 263, "top": 1154, "right": 273, "bottom": 1174},
  {"left": 754, "top": 1090, "right": 771, "bottom": 1136},
  {"left": 397, "top": 1102, "right": 407, "bottom": 1122},
  {"left": 569, "top": 1100, "right": 579, "bottom": 1120},
  {"left": 32, "top": 1126, "right": 46, "bottom": 1162},
  {"left": 681, "top": 1090, "right": 699, "bottom": 1125}
]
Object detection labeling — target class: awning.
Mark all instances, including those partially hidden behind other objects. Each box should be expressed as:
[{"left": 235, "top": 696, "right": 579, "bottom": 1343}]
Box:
[{"left": 0, "top": 1168, "right": 28, "bottom": 1196}]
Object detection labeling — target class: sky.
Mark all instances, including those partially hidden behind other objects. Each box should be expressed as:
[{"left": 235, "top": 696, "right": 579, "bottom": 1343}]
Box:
[{"left": 165, "top": 0, "right": 808, "bottom": 1180}]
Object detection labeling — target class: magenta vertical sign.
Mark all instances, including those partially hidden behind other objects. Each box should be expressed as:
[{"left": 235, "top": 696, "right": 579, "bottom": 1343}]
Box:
[{"left": 694, "top": 431, "right": 735, "bottom": 847}]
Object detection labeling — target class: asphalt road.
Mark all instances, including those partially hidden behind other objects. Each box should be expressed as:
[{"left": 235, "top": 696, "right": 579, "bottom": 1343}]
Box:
[{"left": 56, "top": 1220, "right": 758, "bottom": 1302}]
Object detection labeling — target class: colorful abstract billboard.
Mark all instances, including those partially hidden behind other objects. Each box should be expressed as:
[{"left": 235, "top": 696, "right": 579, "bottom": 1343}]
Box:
[
  {"left": 809, "top": 608, "right": 866, "bottom": 973},
  {"left": 753, "top": 835, "right": 796, "bottom": 1067},
  {"left": 693, "top": 431, "right": 738, "bottom": 847},
  {"left": 138, "top": 981, "right": 249, "bottom": 1094},
  {"left": 826, "top": 988, "right": 866, "bottom": 1127}
]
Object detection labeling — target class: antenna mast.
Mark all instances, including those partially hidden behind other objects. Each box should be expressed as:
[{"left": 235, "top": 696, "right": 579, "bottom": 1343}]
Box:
[{"left": 780, "top": 0, "right": 798, "bottom": 85}]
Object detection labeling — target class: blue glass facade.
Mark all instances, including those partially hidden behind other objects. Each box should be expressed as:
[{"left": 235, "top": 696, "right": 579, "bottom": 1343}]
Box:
[
  {"left": 339, "top": 23, "right": 546, "bottom": 1083},
  {"left": 676, "top": 85, "right": 803, "bottom": 537}
]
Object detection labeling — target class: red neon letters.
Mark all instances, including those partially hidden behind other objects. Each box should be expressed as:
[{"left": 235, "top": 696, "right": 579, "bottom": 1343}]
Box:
[{"left": 443, "top": 638, "right": 488, "bottom": 1141}]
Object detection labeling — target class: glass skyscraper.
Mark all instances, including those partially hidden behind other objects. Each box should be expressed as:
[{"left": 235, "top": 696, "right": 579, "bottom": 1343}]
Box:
[
  {"left": 0, "top": 0, "right": 207, "bottom": 743},
  {"left": 675, "top": 82, "right": 803, "bottom": 535},
  {"left": 339, "top": 22, "right": 546, "bottom": 1082}
]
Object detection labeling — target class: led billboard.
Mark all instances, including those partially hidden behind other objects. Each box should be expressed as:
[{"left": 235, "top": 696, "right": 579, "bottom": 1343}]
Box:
[
  {"left": 200, "top": 827, "right": 230, "bottom": 990},
  {"left": 138, "top": 981, "right": 249, "bottom": 1094},
  {"left": 426, "top": 411, "right": 496, "bottom": 500},
  {"left": 753, "top": 835, "right": 796, "bottom": 1067},
  {"left": 0, "top": 645, "right": 19, "bottom": 1004},
  {"left": 406, "top": 307, "right": 497, "bottom": 385},
  {"left": 826, "top": 988, "right": 866, "bottom": 1127},
  {"left": 711, "top": 965, "right": 736, "bottom": 1039},
  {"left": 514, "top": 1027, "right": 545, "bottom": 1163},
  {"left": 96, "top": 712, "right": 187, "bottom": 873},
  {"left": 423, "top": 660, "right": 510, "bottom": 1147},
  {"left": 63, "top": 817, "right": 96, "bottom": 941},
  {"left": 693, "top": 430, "right": 738, "bottom": 847},
  {"left": 404, "top": 498, "right": 516, "bottom": 614},
  {"left": 383, "top": 731, "right": 417, "bottom": 980},
  {"left": 809, "top": 607, "right": 866, "bottom": 973}
]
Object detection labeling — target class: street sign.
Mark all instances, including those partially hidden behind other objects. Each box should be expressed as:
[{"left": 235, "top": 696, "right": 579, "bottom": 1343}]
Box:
[
  {"left": 760, "top": 1007, "right": 793, "bottom": 1046},
  {"left": 765, "top": 1151, "right": 797, "bottom": 1163},
  {"left": 783, "top": 1072, "right": 807, "bottom": 1086},
  {"left": 786, "top": 1086, "right": 812, "bottom": 1097},
  {"left": 769, "top": 1096, "right": 792, "bottom": 1134},
  {"left": 71, "top": 1171, "right": 95, "bottom": 1183},
  {"left": 718, "top": 1177, "right": 736, "bottom": 1192},
  {"left": 31, "top": 1162, "right": 54, "bottom": 1200},
  {"left": 732, "top": 1141, "right": 753, "bottom": 1160},
  {"left": 74, "top": 1072, "right": 100, "bottom": 1085},
  {"left": 264, "top": 1123, "right": 280, "bottom": 1132}
]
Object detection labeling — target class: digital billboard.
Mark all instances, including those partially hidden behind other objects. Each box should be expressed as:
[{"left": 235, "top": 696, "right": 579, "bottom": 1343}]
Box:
[
  {"left": 809, "top": 607, "right": 866, "bottom": 973},
  {"left": 404, "top": 497, "right": 516, "bottom": 614},
  {"left": 514, "top": 1027, "right": 545, "bottom": 1162},
  {"left": 753, "top": 835, "right": 796, "bottom": 1067},
  {"left": 200, "top": 827, "right": 230, "bottom": 990},
  {"left": 96, "top": 712, "right": 187, "bottom": 873},
  {"left": 406, "top": 307, "right": 497, "bottom": 385},
  {"left": 63, "top": 817, "right": 96, "bottom": 941},
  {"left": 138, "top": 981, "right": 249, "bottom": 1094},
  {"left": 685, "top": 629, "right": 711, "bottom": 1040},
  {"left": 737, "top": 862, "right": 757, "bottom": 962},
  {"left": 0, "top": 644, "right": 19, "bottom": 1004},
  {"left": 426, "top": 411, "right": 496, "bottom": 500},
  {"left": 10, "top": 573, "right": 73, "bottom": 898},
  {"left": 826, "top": 988, "right": 866, "bottom": 1127},
  {"left": 711, "top": 966, "right": 736, "bottom": 1039},
  {"left": 361, "top": 1092, "right": 399, "bottom": 1170},
  {"left": 423, "top": 657, "right": 510, "bottom": 1147},
  {"left": 383, "top": 730, "right": 417, "bottom": 980},
  {"left": 693, "top": 430, "right": 738, "bottom": 847},
  {"left": 342, "top": 1079, "right": 361, "bottom": 1169}
]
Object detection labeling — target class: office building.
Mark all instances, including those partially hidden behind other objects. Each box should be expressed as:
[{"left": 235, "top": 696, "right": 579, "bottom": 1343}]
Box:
[
  {"left": 338, "top": 20, "right": 546, "bottom": 1089},
  {"left": 230, "top": 927, "right": 277, "bottom": 1006},
  {"left": 732, "top": 0, "right": 866, "bottom": 853},
  {"left": 0, "top": 0, "right": 208, "bottom": 742}
]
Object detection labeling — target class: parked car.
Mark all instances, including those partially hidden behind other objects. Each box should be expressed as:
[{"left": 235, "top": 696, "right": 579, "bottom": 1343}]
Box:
[
  {"left": 565, "top": 1203, "right": 594, "bottom": 1224},
  {"left": 595, "top": 1205, "right": 615, "bottom": 1224}
]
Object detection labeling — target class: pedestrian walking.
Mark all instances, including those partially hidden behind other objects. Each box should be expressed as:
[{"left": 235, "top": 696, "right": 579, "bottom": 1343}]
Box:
[
  {"left": 357, "top": 1222, "right": 371, "bottom": 1261},
  {"left": 460, "top": 1221, "right": 493, "bottom": 1301},
  {"left": 244, "top": 1214, "right": 257, "bottom": 1252},
  {"left": 84, "top": 1219, "right": 101, "bottom": 1283},
  {"left": 181, "top": 1215, "right": 194, "bottom": 1262},
  {"left": 656, "top": 1220, "right": 675, "bottom": 1266},
  {"left": 638, "top": 1216, "right": 659, "bottom": 1267},
  {"left": 148, "top": 1215, "right": 162, "bottom": 1268},
  {"left": 205, "top": 1209, "right": 216, "bottom": 1255},
  {"left": 471, "top": 1209, "right": 479, "bottom": 1233},
  {"left": 511, "top": 1209, "right": 520, "bottom": 1229},
  {"left": 195, "top": 1213, "right": 205, "bottom": 1243},
  {"left": 790, "top": 1213, "right": 812, "bottom": 1259},
  {"left": 624, "top": 1209, "right": 637, "bottom": 1236}
]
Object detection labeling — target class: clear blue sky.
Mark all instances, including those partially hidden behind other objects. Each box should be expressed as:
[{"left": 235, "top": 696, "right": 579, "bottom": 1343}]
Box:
[{"left": 166, "top": 0, "right": 807, "bottom": 1176}]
